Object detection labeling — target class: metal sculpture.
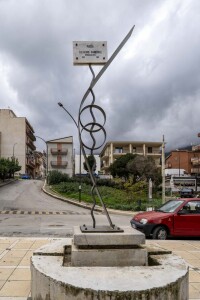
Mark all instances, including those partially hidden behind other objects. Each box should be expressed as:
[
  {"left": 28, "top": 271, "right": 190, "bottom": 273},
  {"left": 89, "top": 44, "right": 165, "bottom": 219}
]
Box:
[{"left": 77, "top": 27, "right": 134, "bottom": 232}]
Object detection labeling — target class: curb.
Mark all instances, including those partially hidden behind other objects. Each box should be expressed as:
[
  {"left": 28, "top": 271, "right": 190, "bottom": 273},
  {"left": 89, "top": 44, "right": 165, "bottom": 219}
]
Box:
[
  {"left": 0, "top": 178, "right": 18, "bottom": 188},
  {"left": 42, "top": 182, "right": 134, "bottom": 217}
]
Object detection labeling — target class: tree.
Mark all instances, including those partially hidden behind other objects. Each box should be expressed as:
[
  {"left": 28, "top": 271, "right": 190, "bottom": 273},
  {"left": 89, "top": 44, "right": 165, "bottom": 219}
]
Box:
[
  {"left": 8, "top": 158, "right": 21, "bottom": 178},
  {"left": 127, "top": 156, "right": 161, "bottom": 186},
  {"left": 83, "top": 155, "right": 96, "bottom": 173},
  {"left": 108, "top": 153, "right": 136, "bottom": 180},
  {"left": 0, "top": 158, "right": 21, "bottom": 180},
  {"left": 0, "top": 158, "right": 9, "bottom": 181}
]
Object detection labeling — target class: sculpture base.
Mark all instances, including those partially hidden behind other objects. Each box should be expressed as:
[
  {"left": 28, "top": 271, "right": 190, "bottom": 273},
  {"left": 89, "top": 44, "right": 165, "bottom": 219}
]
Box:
[{"left": 80, "top": 224, "right": 123, "bottom": 233}]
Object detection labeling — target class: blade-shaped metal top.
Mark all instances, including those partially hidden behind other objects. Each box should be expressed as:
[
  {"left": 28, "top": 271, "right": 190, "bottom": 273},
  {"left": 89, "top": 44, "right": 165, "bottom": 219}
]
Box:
[
  {"left": 91, "top": 26, "right": 135, "bottom": 89},
  {"left": 80, "top": 26, "right": 135, "bottom": 105}
]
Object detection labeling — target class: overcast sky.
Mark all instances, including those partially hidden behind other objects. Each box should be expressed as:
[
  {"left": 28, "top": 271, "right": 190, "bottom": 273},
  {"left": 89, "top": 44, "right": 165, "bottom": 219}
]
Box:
[{"left": 0, "top": 0, "right": 200, "bottom": 153}]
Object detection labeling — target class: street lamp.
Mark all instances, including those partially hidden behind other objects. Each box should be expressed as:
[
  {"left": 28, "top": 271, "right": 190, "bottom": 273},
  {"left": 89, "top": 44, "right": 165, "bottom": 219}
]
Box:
[
  {"left": 176, "top": 149, "right": 181, "bottom": 177},
  {"left": 35, "top": 136, "right": 48, "bottom": 179},
  {"left": 58, "top": 102, "right": 82, "bottom": 202},
  {"left": 12, "top": 143, "right": 17, "bottom": 158},
  {"left": 162, "top": 135, "right": 166, "bottom": 203}
]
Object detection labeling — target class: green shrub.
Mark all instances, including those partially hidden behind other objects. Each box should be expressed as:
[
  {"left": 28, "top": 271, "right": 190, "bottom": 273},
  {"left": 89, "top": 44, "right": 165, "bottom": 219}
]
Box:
[{"left": 48, "top": 170, "right": 70, "bottom": 185}]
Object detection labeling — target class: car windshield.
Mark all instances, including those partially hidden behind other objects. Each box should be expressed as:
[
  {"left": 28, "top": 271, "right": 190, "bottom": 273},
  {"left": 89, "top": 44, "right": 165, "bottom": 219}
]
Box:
[{"left": 156, "top": 200, "right": 184, "bottom": 213}]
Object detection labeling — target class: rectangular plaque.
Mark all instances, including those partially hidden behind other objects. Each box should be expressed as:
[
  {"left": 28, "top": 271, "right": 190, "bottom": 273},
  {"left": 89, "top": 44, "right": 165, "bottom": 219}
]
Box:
[{"left": 73, "top": 41, "right": 107, "bottom": 65}]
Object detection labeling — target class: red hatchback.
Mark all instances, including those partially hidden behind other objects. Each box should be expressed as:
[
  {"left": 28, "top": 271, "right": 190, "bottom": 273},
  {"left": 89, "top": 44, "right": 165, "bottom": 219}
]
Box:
[{"left": 130, "top": 198, "right": 200, "bottom": 240}]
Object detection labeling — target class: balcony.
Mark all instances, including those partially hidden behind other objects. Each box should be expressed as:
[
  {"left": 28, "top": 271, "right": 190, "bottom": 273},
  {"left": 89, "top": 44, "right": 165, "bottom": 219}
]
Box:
[
  {"left": 191, "top": 157, "right": 200, "bottom": 166},
  {"left": 191, "top": 168, "right": 200, "bottom": 174},
  {"left": 26, "top": 159, "right": 35, "bottom": 168},
  {"left": 113, "top": 150, "right": 145, "bottom": 156},
  {"left": 101, "top": 152, "right": 109, "bottom": 159},
  {"left": 51, "top": 148, "right": 68, "bottom": 155},
  {"left": 192, "top": 145, "right": 200, "bottom": 151},
  {"left": 26, "top": 129, "right": 36, "bottom": 141},
  {"left": 26, "top": 139, "right": 36, "bottom": 151},
  {"left": 146, "top": 150, "right": 161, "bottom": 156},
  {"left": 51, "top": 161, "right": 68, "bottom": 168},
  {"left": 101, "top": 164, "right": 109, "bottom": 170},
  {"left": 35, "top": 159, "right": 41, "bottom": 166}
]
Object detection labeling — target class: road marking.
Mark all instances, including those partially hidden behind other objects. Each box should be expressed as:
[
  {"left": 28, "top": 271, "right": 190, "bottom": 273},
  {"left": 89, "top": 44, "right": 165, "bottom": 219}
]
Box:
[{"left": 0, "top": 210, "right": 98, "bottom": 215}]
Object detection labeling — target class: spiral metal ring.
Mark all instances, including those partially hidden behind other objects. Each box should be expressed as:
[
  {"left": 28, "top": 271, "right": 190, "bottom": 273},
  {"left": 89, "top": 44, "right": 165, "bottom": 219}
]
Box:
[
  {"left": 80, "top": 122, "right": 106, "bottom": 150},
  {"left": 79, "top": 104, "right": 106, "bottom": 151}
]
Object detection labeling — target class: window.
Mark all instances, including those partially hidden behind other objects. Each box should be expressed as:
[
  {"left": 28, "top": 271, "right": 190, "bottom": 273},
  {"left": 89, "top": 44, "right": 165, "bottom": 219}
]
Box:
[
  {"left": 148, "top": 147, "right": 152, "bottom": 153},
  {"left": 180, "top": 201, "right": 200, "bottom": 214},
  {"left": 114, "top": 147, "right": 123, "bottom": 154},
  {"left": 132, "top": 147, "right": 136, "bottom": 153}
]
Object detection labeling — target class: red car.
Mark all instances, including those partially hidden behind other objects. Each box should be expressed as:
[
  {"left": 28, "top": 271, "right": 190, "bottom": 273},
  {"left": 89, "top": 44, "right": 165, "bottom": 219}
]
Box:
[{"left": 130, "top": 198, "right": 200, "bottom": 240}]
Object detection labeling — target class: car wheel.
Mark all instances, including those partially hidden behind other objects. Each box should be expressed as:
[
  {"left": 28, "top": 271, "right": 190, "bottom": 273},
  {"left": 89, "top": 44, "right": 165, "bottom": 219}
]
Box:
[{"left": 152, "top": 226, "right": 168, "bottom": 240}]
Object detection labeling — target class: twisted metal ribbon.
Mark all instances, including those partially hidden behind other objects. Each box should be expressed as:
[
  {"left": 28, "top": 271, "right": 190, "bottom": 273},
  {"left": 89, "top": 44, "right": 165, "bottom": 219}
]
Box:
[{"left": 78, "top": 26, "right": 135, "bottom": 229}]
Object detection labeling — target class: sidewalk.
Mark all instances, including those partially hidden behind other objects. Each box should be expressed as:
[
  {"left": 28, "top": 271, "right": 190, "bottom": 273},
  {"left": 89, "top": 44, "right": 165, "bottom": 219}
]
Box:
[
  {"left": 0, "top": 179, "right": 17, "bottom": 188},
  {"left": 1, "top": 237, "right": 200, "bottom": 299}
]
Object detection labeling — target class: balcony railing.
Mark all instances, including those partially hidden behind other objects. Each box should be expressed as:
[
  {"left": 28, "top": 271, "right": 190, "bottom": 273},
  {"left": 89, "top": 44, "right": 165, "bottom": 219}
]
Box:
[
  {"left": 101, "top": 153, "right": 109, "bottom": 159},
  {"left": 26, "top": 130, "right": 36, "bottom": 141},
  {"left": 101, "top": 164, "right": 109, "bottom": 170},
  {"left": 51, "top": 161, "right": 68, "bottom": 168},
  {"left": 26, "top": 140, "right": 36, "bottom": 151},
  {"left": 147, "top": 150, "right": 161, "bottom": 155},
  {"left": 191, "top": 168, "right": 200, "bottom": 174},
  {"left": 191, "top": 157, "right": 200, "bottom": 165},
  {"left": 26, "top": 159, "right": 35, "bottom": 168},
  {"left": 51, "top": 148, "right": 68, "bottom": 155},
  {"left": 192, "top": 145, "right": 200, "bottom": 151}
]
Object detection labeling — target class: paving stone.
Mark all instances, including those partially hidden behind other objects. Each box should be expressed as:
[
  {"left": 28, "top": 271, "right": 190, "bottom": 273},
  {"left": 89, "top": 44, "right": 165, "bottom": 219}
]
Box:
[
  {"left": 0, "top": 268, "right": 14, "bottom": 280},
  {"left": 0, "top": 281, "right": 5, "bottom": 289},
  {"left": 189, "top": 284, "right": 200, "bottom": 299},
  {"left": 189, "top": 270, "right": 200, "bottom": 283},
  {"left": 2, "top": 250, "right": 27, "bottom": 259},
  {"left": 0, "top": 244, "right": 13, "bottom": 250},
  {"left": 0, "top": 280, "right": 30, "bottom": 297},
  {"left": 12, "top": 242, "right": 34, "bottom": 250},
  {"left": 0, "top": 257, "right": 22, "bottom": 266},
  {"left": 9, "top": 268, "right": 31, "bottom": 281}
]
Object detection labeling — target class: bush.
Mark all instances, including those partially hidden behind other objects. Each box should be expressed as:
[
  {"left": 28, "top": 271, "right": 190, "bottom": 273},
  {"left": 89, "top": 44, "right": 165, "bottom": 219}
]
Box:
[{"left": 48, "top": 170, "right": 70, "bottom": 185}]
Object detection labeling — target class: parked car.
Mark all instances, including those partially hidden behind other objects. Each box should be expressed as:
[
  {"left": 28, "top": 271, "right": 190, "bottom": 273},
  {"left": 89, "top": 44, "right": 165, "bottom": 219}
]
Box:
[
  {"left": 180, "top": 188, "right": 194, "bottom": 198},
  {"left": 130, "top": 198, "right": 200, "bottom": 240},
  {"left": 20, "top": 174, "right": 31, "bottom": 179}
]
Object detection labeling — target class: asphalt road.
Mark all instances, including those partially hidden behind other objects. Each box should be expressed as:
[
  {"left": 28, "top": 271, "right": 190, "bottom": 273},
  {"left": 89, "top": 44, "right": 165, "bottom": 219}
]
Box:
[{"left": 0, "top": 180, "right": 132, "bottom": 237}]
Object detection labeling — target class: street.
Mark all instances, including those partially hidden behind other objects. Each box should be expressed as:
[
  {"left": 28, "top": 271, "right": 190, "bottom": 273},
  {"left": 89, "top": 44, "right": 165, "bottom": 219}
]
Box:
[{"left": 0, "top": 180, "right": 131, "bottom": 237}]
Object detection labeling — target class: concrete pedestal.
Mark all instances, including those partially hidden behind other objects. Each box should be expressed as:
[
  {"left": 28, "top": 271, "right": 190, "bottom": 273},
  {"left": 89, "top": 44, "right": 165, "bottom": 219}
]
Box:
[
  {"left": 31, "top": 238, "right": 189, "bottom": 300},
  {"left": 71, "top": 226, "right": 147, "bottom": 267}
]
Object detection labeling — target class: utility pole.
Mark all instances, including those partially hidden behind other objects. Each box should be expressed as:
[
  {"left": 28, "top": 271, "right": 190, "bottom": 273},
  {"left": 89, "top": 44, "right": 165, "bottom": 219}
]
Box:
[
  {"left": 35, "top": 136, "right": 48, "bottom": 180},
  {"left": 162, "top": 135, "right": 165, "bottom": 204}
]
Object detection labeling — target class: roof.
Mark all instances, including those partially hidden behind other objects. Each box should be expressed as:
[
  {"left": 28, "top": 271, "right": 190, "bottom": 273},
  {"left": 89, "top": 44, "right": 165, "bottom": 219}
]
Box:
[{"left": 47, "top": 136, "right": 73, "bottom": 143}]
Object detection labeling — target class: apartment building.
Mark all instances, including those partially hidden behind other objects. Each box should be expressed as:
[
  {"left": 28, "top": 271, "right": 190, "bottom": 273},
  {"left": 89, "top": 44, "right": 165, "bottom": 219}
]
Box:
[
  {"left": 100, "top": 141, "right": 162, "bottom": 174},
  {"left": 165, "top": 146, "right": 200, "bottom": 175},
  {"left": 0, "top": 109, "right": 36, "bottom": 177},
  {"left": 34, "top": 151, "right": 46, "bottom": 178},
  {"left": 47, "top": 136, "right": 73, "bottom": 177}
]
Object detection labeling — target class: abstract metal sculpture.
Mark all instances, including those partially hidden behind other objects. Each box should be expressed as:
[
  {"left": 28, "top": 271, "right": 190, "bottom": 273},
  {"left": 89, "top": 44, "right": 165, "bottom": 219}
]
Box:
[
  {"left": 79, "top": 27, "right": 134, "bottom": 232},
  {"left": 60, "top": 26, "right": 134, "bottom": 232}
]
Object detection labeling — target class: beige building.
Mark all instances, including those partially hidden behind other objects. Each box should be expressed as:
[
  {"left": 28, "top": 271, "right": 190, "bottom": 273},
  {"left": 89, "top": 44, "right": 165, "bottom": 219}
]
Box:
[
  {"left": 100, "top": 141, "right": 162, "bottom": 174},
  {"left": 0, "top": 109, "right": 36, "bottom": 177},
  {"left": 34, "top": 151, "right": 46, "bottom": 178},
  {"left": 47, "top": 136, "right": 73, "bottom": 177}
]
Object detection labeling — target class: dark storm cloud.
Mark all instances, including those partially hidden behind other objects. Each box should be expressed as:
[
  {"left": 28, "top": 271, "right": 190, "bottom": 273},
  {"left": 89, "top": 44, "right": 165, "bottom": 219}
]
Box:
[{"left": 0, "top": 0, "right": 199, "bottom": 152}]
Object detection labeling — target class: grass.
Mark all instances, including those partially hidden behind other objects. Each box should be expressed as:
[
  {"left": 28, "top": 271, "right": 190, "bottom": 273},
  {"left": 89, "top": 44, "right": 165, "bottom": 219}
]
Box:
[{"left": 51, "top": 181, "right": 162, "bottom": 211}]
